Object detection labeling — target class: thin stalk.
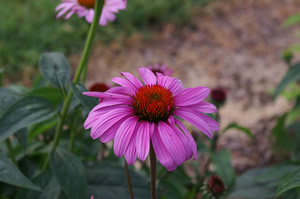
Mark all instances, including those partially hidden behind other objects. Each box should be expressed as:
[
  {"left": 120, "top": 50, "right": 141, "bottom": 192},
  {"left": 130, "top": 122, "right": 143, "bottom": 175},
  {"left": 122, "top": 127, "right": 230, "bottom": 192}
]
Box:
[
  {"left": 150, "top": 143, "right": 157, "bottom": 199},
  {"left": 124, "top": 162, "right": 135, "bottom": 199},
  {"left": 5, "top": 139, "right": 16, "bottom": 165},
  {"left": 41, "top": 0, "right": 105, "bottom": 171}
]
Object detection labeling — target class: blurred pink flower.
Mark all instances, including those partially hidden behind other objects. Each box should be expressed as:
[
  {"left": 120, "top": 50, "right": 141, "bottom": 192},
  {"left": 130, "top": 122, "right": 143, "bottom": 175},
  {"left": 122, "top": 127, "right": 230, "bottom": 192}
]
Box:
[
  {"left": 147, "top": 64, "right": 173, "bottom": 76},
  {"left": 83, "top": 67, "right": 219, "bottom": 171},
  {"left": 56, "top": 0, "right": 126, "bottom": 26}
]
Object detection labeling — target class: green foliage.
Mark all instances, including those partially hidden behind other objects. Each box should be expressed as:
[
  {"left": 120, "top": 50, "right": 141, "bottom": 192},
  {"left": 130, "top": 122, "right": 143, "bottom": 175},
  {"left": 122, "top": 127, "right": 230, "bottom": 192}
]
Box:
[
  {"left": 273, "top": 63, "right": 300, "bottom": 98},
  {"left": 229, "top": 164, "right": 298, "bottom": 199},
  {"left": 211, "top": 150, "right": 235, "bottom": 187},
  {"left": 86, "top": 162, "right": 150, "bottom": 199},
  {"left": 0, "top": 154, "right": 40, "bottom": 191},
  {"left": 276, "top": 167, "right": 300, "bottom": 196},
  {"left": 50, "top": 148, "right": 87, "bottom": 199},
  {"left": 71, "top": 83, "right": 97, "bottom": 112},
  {"left": 0, "top": 96, "right": 56, "bottom": 142},
  {"left": 283, "top": 14, "right": 300, "bottom": 28},
  {"left": 222, "top": 122, "right": 254, "bottom": 140},
  {"left": 39, "top": 52, "right": 71, "bottom": 90}
]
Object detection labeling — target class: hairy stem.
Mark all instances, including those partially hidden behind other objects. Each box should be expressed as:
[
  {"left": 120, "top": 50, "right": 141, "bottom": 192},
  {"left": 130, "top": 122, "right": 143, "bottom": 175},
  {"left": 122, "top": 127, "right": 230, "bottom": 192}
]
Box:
[
  {"left": 124, "top": 162, "right": 135, "bottom": 199},
  {"left": 150, "top": 143, "right": 157, "bottom": 199},
  {"left": 41, "top": 0, "right": 104, "bottom": 171}
]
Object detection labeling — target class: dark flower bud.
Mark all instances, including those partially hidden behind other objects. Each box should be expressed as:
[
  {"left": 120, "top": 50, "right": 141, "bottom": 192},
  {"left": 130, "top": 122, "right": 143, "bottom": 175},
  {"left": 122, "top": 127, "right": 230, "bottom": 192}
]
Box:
[
  {"left": 89, "top": 83, "right": 110, "bottom": 92},
  {"left": 211, "top": 87, "right": 227, "bottom": 106},
  {"left": 207, "top": 174, "right": 225, "bottom": 197}
]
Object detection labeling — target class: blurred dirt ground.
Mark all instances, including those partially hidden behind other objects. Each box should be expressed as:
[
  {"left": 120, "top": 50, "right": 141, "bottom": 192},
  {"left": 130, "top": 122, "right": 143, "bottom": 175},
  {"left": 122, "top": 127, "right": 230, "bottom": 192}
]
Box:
[{"left": 69, "top": 0, "right": 300, "bottom": 172}]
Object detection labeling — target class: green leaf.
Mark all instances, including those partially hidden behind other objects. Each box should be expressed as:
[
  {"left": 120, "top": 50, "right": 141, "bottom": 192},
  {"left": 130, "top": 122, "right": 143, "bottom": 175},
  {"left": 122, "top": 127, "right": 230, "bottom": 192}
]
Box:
[
  {"left": 86, "top": 162, "right": 150, "bottom": 199},
  {"left": 222, "top": 122, "right": 254, "bottom": 140},
  {"left": 28, "top": 117, "right": 57, "bottom": 141},
  {"left": 283, "top": 14, "right": 300, "bottom": 28},
  {"left": 272, "top": 113, "right": 293, "bottom": 152},
  {"left": 211, "top": 150, "right": 234, "bottom": 186},
  {"left": 27, "top": 87, "right": 63, "bottom": 106},
  {"left": 158, "top": 166, "right": 190, "bottom": 199},
  {"left": 277, "top": 167, "right": 300, "bottom": 196},
  {"left": 0, "top": 96, "right": 56, "bottom": 142},
  {"left": 50, "top": 148, "right": 87, "bottom": 199},
  {"left": 71, "top": 83, "right": 97, "bottom": 112},
  {"left": 39, "top": 52, "right": 71, "bottom": 89},
  {"left": 0, "top": 154, "right": 40, "bottom": 191},
  {"left": 16, "top": 128, "right": 28, "bottom": 153},
  {"left": 273, "top": 63, "right": 300, "bottom": 98},
  {"left": 16, "top": 170, "right": 61, "bottom": 199},
  {"left": 0, "top": 88, "right": 20, "bottom": 113},
  {"left": 229, "top": 164, "right": 297, "bottom": 199}
]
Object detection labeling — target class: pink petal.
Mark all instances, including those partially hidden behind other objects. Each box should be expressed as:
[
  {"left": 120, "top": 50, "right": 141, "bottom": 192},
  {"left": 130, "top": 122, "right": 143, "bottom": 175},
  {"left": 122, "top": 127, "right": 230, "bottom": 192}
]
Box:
[
  {"left": 174, "top": 118, "right": 197, "bottom": 160},
  {"left": 174, "top": 87, "right": 210, "bottom": 106},
  {"left": 158, "top": 122, "right": 186, "bottom": 166},
  {"left": 174, "top": 109, "right": 214, "bottom": 139},
  {"left": 138, "top": 67, "right": 157, "bottom": 85},
  {"left": 121, "top": 72, "right": 143, "bottom": 89},
  {"left": 114, "top": 116, "right": 139, "bottom": 157},
  {"left": 90, "top": 107, "right": 133, "bottom": 139},
  {"left": 124, "top": 132, "right": 137, "bottom": 165},
  {"left": 136, "top": 121, "right": 150, "bottom": 161},
  {"left": 152, "top": 126, "right": 177, "bottom": 171},
  {"left": 179, "top": 101, "right": 217, "bottom": 113},
  {"left": 112, "top": 77, "right": 137, "bottom": 95},
  {"left": 83, "top": 92, "right": 131, "bottom": 101},
  {"left": 105, "top": 86, "right": 132, "bottom": 95},
  {"left": 99, "top": 116, "right": 129, "bottom": 143}
]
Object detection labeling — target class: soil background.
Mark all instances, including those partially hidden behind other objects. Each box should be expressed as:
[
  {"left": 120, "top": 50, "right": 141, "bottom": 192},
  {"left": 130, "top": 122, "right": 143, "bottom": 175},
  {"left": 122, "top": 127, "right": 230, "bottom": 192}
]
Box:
[{"left": 69, "top": 0, "right": 300, "bottom": 172}]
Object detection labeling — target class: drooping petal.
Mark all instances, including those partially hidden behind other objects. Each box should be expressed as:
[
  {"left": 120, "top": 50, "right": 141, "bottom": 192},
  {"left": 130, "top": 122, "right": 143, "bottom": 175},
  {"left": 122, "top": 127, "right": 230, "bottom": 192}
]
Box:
[
  {"left": 99, "top": 116, "right": 130, "bottom": 143},
  {"left": 90, "top": 107, "right": 133, "bottom": 139},
  {"left": 174, "top": 109, "right": 213, "bottom": 139},
  {"left": 175, "top": 118, "right": 197, "bottom": 160},
  {"left": 83, "top": 92, "right": 131, "bottom": 101},
  {"left": 174, "top": 87, "right": 210, "bottom": 106},
  {"left": 112, "top": 77, "right": 138, "bottom": 94},
  {"left": 84, "top": 106, "right": 117, "bottom": 129},
  {"left": 158, "top": 122, "right": 186, "bottom": 166},
  {"left": 138, "top": 67, "right": 157, "bottom": 85},
  {"left": 178, "top": 101, "right": 217, "bottom": 113},
  {"left": 114, "top": 116, "right": 139, "bottom": 157},
  {"left": 152, "top": 126, "right": 177, "bottom": 171},
  {"left": 124, "top": 131, "right": 138, "bottom": 165},
  {"left": 136, "top": 121, "right": 150, "bottom": 161}
]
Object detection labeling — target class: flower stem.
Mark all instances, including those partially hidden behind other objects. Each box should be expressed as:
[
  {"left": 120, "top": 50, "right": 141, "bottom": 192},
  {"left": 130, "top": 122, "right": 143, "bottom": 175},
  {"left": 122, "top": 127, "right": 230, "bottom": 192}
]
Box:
[
  {"left": 124, "top": 162, "right": 135, "bottom": 199},
  {"left": 41, "top": 0, "right": 104, "bottom": 171},
  {"left": 150, "top": 143, "right": 157, "bottom": 199},
  {"left": 5, "top": 139, "right": 16, "bottom": 165}
]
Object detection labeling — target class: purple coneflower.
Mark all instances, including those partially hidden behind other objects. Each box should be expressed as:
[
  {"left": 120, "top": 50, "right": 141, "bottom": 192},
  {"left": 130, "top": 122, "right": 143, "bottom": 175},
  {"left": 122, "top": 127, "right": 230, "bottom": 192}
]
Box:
[
  {"left": 147, "top": 64, "right": 173, "bottom": 76},
  {"left": 83, "top": 67, "right": 219, "bottom": 171},
  {"left": 56, "top": 0, "right": 126, "bottom": 26}
]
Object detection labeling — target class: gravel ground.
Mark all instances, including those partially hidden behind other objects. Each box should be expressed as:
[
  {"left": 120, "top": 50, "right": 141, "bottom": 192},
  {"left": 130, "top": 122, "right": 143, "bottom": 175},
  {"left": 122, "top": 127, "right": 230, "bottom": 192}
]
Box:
[{"left": 69, "top": 0, "right": 300, "bottom": 172}]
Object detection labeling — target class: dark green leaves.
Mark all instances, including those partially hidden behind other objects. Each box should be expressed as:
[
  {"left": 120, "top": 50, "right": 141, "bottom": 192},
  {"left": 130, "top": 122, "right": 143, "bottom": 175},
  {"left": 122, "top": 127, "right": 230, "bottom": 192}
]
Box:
[
  {"left": 229, "top": 164, "right": 297, "bottom": 199},
  {"left": 273, "top": 63, "right": 300, "bottom": 98},
  {"left": 0, "top": 96, "right": 56, "bottom": 142},
  {"left": 0, "top": 88, "right": 20, "bottom": 113},
  {"left": 39, "top": 52, "right": 71, "bottom": 89},
  {"left": 222, "top": 122, "right": 254, "bottom": 140},
  {"left": 211, "top": 150, "right": 234, "bottom": 186},
  {"left": 276, "top": 167, "right": 300, "bottom": 196},
  {"left": 0, "top": 154, "right": 40, "bottom": 191},
  {"left": 71, "top": 83, "right": 97, "bottom": 112},
  {"left": 50, "top": 148, "right": 87, "bottom": 199},
  {"left": 17, "top": 170, "right": 61, "bottom": 199},
  {"left": 86, "top": 162, "right": 150, "bottom": 199}
]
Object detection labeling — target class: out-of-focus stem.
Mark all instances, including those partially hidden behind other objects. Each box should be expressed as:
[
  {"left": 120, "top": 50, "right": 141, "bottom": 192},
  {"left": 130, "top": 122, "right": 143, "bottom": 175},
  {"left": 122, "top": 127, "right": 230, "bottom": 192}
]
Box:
[
  {"left": 124, "top": 162, "right": 135, "bottom": 199},
  {"left": 150, "top": 143, "right": 157, "bottom": 199},
  {"left": 41, "top": 0, "right": 104, "bottom": 171}
]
